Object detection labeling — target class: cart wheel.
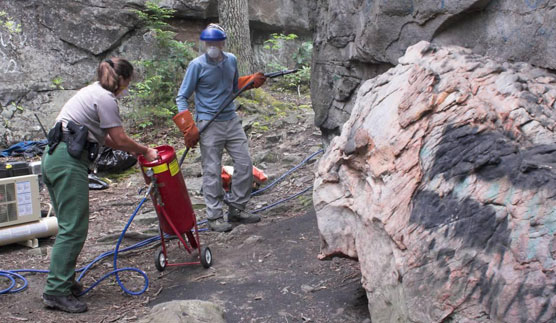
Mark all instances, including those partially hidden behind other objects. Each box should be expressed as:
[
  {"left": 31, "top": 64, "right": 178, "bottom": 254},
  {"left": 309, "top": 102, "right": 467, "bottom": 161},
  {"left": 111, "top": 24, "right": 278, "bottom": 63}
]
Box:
[
  {"left": 155, "top": 248, "right": 167, "bottom": 272},
  {"left": 200, "top": 246, "right": 212, "bottom": 268}
]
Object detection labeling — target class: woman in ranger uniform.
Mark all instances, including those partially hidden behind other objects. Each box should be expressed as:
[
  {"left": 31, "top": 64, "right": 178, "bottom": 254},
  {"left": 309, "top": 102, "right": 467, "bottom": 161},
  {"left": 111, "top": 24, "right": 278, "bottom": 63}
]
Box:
[{"left": 41, "top": 58, "right": 158, "bottom": 313}]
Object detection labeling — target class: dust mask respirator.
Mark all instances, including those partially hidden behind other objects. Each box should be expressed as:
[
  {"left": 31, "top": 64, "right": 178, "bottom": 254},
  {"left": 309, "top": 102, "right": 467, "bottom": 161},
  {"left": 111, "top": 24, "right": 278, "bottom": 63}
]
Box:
[{"left": 207, "top": 46, "right": 221, "bottom": 59}]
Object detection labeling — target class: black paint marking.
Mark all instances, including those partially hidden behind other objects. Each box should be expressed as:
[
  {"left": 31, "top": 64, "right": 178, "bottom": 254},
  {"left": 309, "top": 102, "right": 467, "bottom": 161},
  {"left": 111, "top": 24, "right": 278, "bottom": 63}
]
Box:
[
  {"left": 429, "top": 125, "right": 556, "bottom": 192},
  {"left": 410, "top": 190, "right": 510, "bottom": 253},
  {"left": 407, "top": 124, "right": 556, "bottom": 320}
]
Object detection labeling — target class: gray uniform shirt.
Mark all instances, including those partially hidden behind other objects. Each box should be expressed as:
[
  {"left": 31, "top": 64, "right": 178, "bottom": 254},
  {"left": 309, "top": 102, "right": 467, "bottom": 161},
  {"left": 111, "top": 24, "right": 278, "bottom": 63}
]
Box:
[{"left": 56, "top": 82, "right": 122, "bottom": 145}]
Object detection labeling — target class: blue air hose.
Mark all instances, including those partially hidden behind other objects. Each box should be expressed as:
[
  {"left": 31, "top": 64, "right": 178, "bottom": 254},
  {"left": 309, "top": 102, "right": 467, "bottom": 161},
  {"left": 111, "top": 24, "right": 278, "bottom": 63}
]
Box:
[
  {"left": 0, "top": 149, "right": 323, "bottom": 295},
  {"left": 1, "top": 197, "right": 208, "bottom": 296},
  {"left": 1, "top": 197, "right": 154, "bottom": 295},
  {"left": 250, "top": 149, "right": 323, "bottom": 197},
  {"left": 0, "top": 271, "right": 26, "bottom": 294},
  {"left": 251, "top": 185, "right": 313, "bottom": 214}
]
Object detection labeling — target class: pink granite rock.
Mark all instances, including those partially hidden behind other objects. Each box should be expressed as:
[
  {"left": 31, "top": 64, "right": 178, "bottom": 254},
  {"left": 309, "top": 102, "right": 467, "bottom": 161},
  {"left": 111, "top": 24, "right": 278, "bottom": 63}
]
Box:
[{"left": 314, "top": 41, "right": 556, "bottom": 323}]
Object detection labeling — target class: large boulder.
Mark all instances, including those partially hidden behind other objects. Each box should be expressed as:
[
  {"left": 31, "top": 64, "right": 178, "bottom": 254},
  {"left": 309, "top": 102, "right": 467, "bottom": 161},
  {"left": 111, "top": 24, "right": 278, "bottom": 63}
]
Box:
[
  {"left": 313, "top": 41, "right": 556, "bottom": 322},
  {"left": 138, "top": 300, "right": 225, "bottom": 323},
  {"left": 311, "top": 0, "right": 556, "bottom": 141}
]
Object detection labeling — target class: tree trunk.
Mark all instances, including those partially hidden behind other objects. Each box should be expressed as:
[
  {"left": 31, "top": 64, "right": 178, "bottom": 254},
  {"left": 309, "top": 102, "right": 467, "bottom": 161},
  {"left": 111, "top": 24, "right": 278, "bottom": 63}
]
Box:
[{"left": 218, "top": 0, "right": 255, "bottom": 75}]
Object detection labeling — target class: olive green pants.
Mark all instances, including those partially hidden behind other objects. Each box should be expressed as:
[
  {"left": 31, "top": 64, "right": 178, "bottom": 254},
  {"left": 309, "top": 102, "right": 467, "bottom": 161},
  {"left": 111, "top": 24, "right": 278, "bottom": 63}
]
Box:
[{"left": 42, "top": 142, "right": 90, "bottom": 296}]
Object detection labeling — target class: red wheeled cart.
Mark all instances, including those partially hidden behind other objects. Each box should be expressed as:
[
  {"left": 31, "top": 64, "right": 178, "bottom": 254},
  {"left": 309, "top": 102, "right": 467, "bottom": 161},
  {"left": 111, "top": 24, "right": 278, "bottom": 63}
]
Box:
[{"left": 138, "top": 145, "right": 212, "bottom": 271}]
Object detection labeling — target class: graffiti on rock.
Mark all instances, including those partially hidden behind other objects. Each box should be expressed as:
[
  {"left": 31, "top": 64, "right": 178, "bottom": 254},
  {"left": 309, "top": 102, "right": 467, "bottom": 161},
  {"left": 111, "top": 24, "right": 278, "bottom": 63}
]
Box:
[
  {"left": 429, "top": 125, "right": 556, "bottom": 191},
  {"left": 409, "top": 124, "right": 556, "bottom": 321},
  {"left": 0, "top": 26, "right": 26, "bottom": 74}
]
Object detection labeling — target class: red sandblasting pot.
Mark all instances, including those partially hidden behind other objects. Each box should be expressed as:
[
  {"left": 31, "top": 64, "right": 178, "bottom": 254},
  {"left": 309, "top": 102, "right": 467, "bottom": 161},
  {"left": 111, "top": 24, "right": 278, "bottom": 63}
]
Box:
[{"left": 138, "top": 145, "right": 195, "bottom": 234}]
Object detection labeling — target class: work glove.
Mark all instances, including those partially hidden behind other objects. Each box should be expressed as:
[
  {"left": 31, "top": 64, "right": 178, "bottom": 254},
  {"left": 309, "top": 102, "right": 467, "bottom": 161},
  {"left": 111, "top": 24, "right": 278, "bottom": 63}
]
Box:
[
  {"left": 172, "top": 110, "right": 200, "bottom": 148},
  {"left": 238, "top": 72, "right": 266, "bottom": 90}
]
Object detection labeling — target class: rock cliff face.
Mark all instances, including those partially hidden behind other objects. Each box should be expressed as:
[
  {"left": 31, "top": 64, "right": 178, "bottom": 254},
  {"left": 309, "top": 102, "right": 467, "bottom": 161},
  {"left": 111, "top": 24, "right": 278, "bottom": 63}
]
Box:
[
  {"left": 313, "top": 41, "right": 556, "bottom": 322},
  {"left": 4, "top": 0, "right": 555, "bottom": 146},
  {"left": 0, "top": 0, "right": 311, "bottom": 146},
  {"left": 311, "top": 0, "right": 556, "bottom": 141}
]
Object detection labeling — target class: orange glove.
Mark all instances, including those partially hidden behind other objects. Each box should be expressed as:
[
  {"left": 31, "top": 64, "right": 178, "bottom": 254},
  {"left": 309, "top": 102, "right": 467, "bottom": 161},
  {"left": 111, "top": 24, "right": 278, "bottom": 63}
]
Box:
[
  {"left": 172, "top": 110, "right": 199, "bottom": 148},
  {"left": 238, "top": 72, "right": 266, "bottom": 90}
]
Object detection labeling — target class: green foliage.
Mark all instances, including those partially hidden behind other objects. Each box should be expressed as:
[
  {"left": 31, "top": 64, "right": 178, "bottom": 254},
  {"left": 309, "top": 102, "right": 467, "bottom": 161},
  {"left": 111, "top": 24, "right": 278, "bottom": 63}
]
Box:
[
  {"left": 102, "top": 166, "right": 138, "bottom": 182},
  {"left": 52, "top": 77, "right": 64, "bottom": 90},
  {"left": 297, "top": 195, "right": 313, "bottom": 208},
  {"left": 282, "top": 65, "right": 311, "bottom": 93},
  {"left": 124, "top": 1, "right": 195, "bottom": 130},
  {"left": 236, "top": 88, "right": 295, "bottom": 114},
  {"left": 267, "top": 62, "right": 311, "bottom": 94},
  {"left": 263, "top": 33, "right": 298, "bottom": 50},
  {"left": 133, "top": 2, "right": 173, "bottom": 30},
  {"left": 262, "top": 33, "right": 312, "bottom": 94},
  {"left": 293, "top": 40, "right": 312, "bottom": 67},
  {"left": 251, "top": 121, "right": 269, "bottom": 132},
  {"left": 1, "top": 103, "right": 24, "bottom": 120},
  {"left": 8, "top": 102, "right": 24, "bottom": 112},
  {"left": 0, "top": 11, "right": 21, "bottom": 33},
  {"left": 235, "top": 87, "right": 310, "bottom": 133}
]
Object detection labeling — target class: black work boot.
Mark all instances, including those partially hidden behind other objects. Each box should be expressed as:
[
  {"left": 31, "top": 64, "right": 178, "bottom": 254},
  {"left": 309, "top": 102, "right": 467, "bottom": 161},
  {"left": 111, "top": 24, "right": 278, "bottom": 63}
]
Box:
[
  {"left": 43, "top": 293, "right": 88, "bottom": 313},
  {"left": 208, "top": 219, "right": 233, "bottom": 232},
  {"left": 70, "top": 280, "right": 84, "bottom": 297},
  {"left": 227, "top": 205, "right": 260, "bottom": 224}
]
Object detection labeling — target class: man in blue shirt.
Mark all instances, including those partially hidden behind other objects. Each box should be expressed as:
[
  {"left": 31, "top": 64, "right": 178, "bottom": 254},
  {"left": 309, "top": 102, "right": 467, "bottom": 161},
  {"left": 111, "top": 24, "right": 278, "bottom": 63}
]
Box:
[{"left": 173, "top": 24, "right": 265, "bottom": 232}]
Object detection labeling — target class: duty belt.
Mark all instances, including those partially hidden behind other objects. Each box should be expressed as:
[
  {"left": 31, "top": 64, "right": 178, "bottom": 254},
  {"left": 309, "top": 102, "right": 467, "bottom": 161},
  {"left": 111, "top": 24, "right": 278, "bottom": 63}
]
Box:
[{"left": 61, "top": 132, "right": 99, "bottom": 161}]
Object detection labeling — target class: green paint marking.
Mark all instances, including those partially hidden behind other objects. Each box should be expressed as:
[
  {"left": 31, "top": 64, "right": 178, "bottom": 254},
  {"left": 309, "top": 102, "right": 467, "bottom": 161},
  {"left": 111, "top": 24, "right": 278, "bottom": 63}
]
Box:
[
  {"left": 526, "top": 236, "right": 540, "bottom": 261},
  {"left": 504, "top": 186, "right": 515, "bottom": 206},
  {"left": 546, "top": 207, "right": 556, "bottom": 235},
  {"left": 453, "top": 176, "right": 471, "bottom": 197},
  {"left": 525, "top": 193, "right": 541, "bottom": 221},
  {"left": 486, "top": 182, "right": 500, "bottom": 201},
  {"left": 419, "top": 145, "right": 430, "bottom": 160}
]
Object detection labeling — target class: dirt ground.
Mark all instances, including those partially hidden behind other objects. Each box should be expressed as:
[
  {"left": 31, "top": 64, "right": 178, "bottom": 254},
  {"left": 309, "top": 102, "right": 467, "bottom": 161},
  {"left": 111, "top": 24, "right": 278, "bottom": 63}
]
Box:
[{"left": 0, "top": 90, "right": 370, "bottom": 322}]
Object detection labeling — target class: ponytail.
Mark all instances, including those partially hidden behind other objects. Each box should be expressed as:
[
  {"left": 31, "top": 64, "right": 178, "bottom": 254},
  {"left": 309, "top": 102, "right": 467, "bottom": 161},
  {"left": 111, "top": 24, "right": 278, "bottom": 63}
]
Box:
[{"left": 97, "top": 58, "right": 134, "bottom": 93}]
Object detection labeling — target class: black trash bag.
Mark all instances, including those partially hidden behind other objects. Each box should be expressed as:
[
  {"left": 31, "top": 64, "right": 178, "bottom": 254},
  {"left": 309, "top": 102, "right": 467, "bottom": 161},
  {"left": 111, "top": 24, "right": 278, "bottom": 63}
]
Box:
[
  {"left": 88, "top": 173, "right": 109, "bottom": 190},
  {"left": 23, "top": 143, "right": 47, "bottom": 159},
  {"left": 96, "top": 147, "right": 137, "bottom": 173}
]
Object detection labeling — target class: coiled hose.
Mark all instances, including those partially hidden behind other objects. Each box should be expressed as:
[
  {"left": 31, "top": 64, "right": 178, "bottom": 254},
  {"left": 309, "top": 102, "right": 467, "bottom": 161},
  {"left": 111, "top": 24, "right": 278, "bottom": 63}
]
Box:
[{"left": 0, "top": 149, "right": 323, "bottom": 295}]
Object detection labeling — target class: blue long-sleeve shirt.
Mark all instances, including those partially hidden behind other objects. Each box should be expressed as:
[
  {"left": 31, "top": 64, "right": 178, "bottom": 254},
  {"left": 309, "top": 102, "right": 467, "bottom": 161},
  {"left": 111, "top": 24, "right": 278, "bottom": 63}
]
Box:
[{"left": 176, "top": 52, "right": 239, "bottom": 121}]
